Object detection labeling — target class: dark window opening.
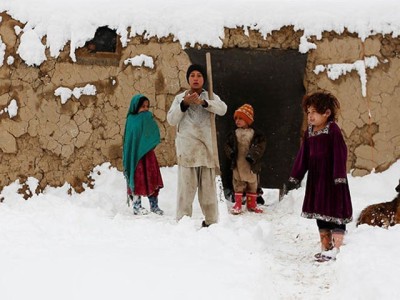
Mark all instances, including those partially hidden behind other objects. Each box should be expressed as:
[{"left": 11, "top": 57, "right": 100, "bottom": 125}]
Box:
[
  {"left": 85, "top": 26, "right": 117, "bottom": 53},
  {"left": 76, "top": 26, "right": 121, "bottom": 66}
]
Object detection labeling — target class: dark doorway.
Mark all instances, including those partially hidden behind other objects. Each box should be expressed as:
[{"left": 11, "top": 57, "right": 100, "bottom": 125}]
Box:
[{"left": 186, "top": 48, "right": 307, "bottom": 191}]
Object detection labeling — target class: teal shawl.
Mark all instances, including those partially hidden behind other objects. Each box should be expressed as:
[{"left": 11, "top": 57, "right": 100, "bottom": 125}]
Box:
[{"left": 122, "top": 94, "right": 160, "bottom": 191}]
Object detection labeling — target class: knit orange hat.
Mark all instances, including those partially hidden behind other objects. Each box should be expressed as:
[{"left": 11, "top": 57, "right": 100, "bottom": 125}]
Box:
[{"left": 234, "top": 104, "right": 254, "bottom": 125}]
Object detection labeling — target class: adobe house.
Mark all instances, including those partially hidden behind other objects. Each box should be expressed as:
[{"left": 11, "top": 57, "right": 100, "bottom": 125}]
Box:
[{"left": 0, "top": 12, "right": 399, "bottom": 196}]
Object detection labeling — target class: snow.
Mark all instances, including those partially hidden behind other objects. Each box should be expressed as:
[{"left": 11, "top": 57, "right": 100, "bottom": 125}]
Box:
[
  {"left": 0, "top": 99, "right": 18, "bottom": 118},
  {"left": 6, "top": 55, "right": 14, "bottom": 65},
  {"left": 0, "top": 37, "right": 5, "bottom": 66},
  {"left": 13, "top": 25, "right": 22, "bottom": 36},
  {"left": 54, "top": 84, "right": 97, "bottom": 104},
  {"left": 1, "top": 161, "right": 400, "bottom": 299},
  {"left": 299, "top": 35, "right": 317, "bottom": 54},
  {"left": 314, "top": 56, "right": 380, "bottom": 97},
  {"left": 6, "top": 99, "right": 18, "bottom": 118},
  {"left": 124, "top": 54, "right": 154, "bottom": 69},
  {"left": 15, "top": 28, "right": 47, "bottom": 66}
]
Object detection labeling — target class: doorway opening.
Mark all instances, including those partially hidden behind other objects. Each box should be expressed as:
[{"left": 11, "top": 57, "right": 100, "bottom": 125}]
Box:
[{"left": 186, "top": 48, "right": 307, "bottom": 192}]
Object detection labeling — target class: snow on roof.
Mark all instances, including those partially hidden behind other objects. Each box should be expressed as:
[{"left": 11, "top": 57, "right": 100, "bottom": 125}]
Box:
[{"left": 1, "top": 0, "right": 400, "bottom": 66}]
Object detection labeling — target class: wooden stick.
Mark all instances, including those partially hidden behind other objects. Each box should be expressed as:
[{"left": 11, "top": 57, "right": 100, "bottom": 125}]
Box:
[
  {"left": 205, "top": 52, "right": 220, "bottom": 175},
  {"left": 206, "top": 52, "right": 214, "bottom": 100}
]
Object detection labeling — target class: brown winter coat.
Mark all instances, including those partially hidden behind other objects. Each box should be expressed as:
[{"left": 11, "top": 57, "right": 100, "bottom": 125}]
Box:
[{"left": 224, "top": 127, "right": 266, "bottom": 174}]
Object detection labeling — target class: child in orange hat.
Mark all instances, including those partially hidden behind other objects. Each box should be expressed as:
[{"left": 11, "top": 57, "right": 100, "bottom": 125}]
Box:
[{"left": 224, "top": 104, "right": 266, "bottom": 214}]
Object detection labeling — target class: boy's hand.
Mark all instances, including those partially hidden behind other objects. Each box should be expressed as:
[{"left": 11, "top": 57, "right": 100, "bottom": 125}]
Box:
[{"left": 183, "top": 91, "right": 204, "bottom": 106}]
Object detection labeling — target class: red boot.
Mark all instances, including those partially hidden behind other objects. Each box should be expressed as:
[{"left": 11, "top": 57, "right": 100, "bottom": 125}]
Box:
[
  {"left": 246, "top": 193, "right": 263, "bottom": 213},
  {"left": 231, "top": 193, "right": 243, "bottom": 215}
]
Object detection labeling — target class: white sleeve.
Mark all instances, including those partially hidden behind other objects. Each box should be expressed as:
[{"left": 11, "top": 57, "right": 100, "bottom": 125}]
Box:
[
  {"left": 204, "top": 93, "right": 227, "bottom": 116},
  {"left": 167, "top": 93, "right": 185, "bottom": 126}
]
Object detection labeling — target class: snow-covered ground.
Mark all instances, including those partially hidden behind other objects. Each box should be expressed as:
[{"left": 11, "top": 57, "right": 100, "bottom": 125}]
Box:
[{"left": 1, "top": 161, "right": 399, "bottom": 299}]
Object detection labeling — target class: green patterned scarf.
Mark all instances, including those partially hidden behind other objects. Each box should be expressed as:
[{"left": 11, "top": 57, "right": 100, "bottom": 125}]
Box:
[{"left": 122, "top": 94, "right": 160, "bottom": 191}]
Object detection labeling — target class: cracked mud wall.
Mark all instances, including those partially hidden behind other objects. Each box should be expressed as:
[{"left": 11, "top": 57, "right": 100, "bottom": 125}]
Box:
[
  {"left": 1, "top": 12, "right": 400, "bottom": 194},
  {"left": 0, "top": 13, "right": 187, "bottom": 194},
  {"left": 304, "top": 32, "right": 400, "bottom": 176}
]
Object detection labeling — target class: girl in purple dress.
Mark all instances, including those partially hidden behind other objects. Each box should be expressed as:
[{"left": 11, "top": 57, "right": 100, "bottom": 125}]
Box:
[{"left": 289, "top": 92, "right": 352, "bottom": 262}]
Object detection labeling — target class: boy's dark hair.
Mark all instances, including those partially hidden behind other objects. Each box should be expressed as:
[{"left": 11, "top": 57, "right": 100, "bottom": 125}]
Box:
[
  {"left": 302, "top": 92, "right": 340, "bottom": 121},
  {"left": 186, "top": 64, "right": 207, "bottom": 83}
]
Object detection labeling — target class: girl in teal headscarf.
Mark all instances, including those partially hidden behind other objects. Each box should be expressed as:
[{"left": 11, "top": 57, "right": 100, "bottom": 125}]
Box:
[{"left": 123, "top": 94, "right": 164, "bottom": 215}]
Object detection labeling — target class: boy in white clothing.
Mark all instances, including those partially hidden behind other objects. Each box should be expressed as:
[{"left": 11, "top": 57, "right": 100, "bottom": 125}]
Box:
[{"left": 167, "top": 64, "right": 227, "bottom": 227}]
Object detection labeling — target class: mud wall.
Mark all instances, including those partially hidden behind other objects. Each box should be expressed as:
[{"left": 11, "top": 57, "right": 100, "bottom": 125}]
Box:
[
  {"left": 0, "top": 12, "right": 399, "bottom": 194},
  {"left": 304, "top": 33, "right": 400, "bottom": 176}
]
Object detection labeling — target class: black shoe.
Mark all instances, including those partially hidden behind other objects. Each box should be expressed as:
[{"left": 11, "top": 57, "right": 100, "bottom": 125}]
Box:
[
  {"left": 256, "top": 195, "right": 265, "bottom": 205},
  {"left": 201, "top": 220, "right": 210, "bottom": 228}
]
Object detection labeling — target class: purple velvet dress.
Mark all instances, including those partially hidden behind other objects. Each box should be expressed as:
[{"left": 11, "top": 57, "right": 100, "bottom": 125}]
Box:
[{"left": 289, "top": 121, "right": 353, "bottom": 224}]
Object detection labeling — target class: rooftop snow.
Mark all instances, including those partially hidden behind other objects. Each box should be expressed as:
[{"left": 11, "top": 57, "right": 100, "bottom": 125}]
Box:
[{"left": 1, "top": 0, "right": 400, "bottom": 64}]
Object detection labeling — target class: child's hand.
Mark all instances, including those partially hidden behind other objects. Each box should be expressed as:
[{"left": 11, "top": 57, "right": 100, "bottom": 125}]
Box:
[
  {"left": 183, "top": 91, "right": 204, "bottom": 106},
  {"left": 285, "top": 180, "right": 300, "bottom": 193},
  {"left": 245, "top": 155, "right": 254, "bottom": 164}
]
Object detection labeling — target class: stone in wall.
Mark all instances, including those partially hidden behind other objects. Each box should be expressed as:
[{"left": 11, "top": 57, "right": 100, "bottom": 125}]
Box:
[{"left": 0, "top": 130, "right": 17, "bottom": 153}]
